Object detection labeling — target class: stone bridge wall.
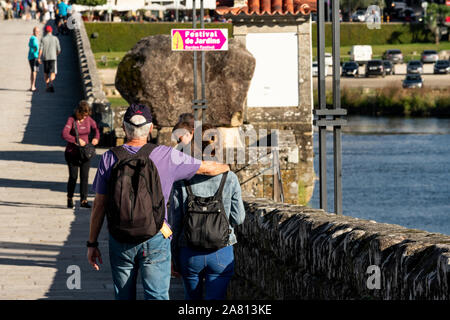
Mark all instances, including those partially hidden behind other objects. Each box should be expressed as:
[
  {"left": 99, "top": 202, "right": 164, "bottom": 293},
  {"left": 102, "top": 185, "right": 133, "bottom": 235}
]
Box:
[
  {"left": 72, "top": 16, "right": 114, "bottom": 146},
  {"left": 227, "top": 198, "right": 450, "bottom": 299}
]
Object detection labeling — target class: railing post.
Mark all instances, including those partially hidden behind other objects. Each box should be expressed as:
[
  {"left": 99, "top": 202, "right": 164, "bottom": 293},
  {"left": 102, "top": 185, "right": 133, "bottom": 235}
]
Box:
[
  {"left": 200, "top": 0, "right": 207, "bottom": 123},
  {"left": 192, "top": 0, "right": 207, "bottom": 127},
  {"left": 192, "top": 0, "right": 199, "bottom": 122},
  {"left": 317, "top": 0, "right": 327, "bottom": 212},
  {"left": 332, "top": 0, "right": 343, "bottom": 214},
  {"left": 272, "top": 131, "right": 284, "bottom": 203}
]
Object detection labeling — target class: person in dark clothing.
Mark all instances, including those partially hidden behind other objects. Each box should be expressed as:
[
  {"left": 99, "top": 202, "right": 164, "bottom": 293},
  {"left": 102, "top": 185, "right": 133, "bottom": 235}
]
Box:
[{"left": 61, "top": 101, "right": 99, "bottom": 209}]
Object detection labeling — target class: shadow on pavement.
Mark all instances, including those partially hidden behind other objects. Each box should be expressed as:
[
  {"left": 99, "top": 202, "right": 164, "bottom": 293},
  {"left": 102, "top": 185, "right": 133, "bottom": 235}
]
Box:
[
  {"left": 42, "top": 205, "right": 115, "bottom": 300},
  {"left": 42, "top": 204, "right": 185, "bottom": 300},
  {"left": 0, "top": 150, "right": 102, "bottom": 168}
]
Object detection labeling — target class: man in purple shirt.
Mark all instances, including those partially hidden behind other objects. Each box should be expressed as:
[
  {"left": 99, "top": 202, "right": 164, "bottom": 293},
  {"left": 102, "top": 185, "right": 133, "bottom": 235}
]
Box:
[{"left": 87, "top": 104, "right": 229, "bottom": 300}]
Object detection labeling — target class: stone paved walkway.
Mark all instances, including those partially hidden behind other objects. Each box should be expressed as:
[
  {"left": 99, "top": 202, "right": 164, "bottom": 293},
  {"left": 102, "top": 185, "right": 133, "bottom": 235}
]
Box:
[{"left": 0, "top": 20, "right": 183, "bottom": 300}]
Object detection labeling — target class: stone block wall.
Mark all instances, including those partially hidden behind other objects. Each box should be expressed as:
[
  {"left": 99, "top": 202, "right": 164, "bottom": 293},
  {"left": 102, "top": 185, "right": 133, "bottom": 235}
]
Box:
[
  {"left": 72, "top": 15, "right": 114, "bottom": 146},
  {"left": 232, "top": 18, "right": 315, "bottom": 205},
  {"left": 228, "top": 198, "right": 450, "bottom": 299}
]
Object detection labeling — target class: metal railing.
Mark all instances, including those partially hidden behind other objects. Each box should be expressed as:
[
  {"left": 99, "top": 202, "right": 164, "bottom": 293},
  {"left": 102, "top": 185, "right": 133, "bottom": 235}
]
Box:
[
  {"left": 313, "top": 0, "right": 347, "bottom": 214},
  {"left": 191, "top": 0, "right": 207, "bottom": 124},
  {"left": 235, "top": 132, "right": 285, "bottom": 203}
]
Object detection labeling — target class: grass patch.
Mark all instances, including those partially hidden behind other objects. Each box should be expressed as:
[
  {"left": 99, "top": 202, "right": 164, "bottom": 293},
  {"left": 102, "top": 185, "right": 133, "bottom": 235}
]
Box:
[
  {"left": 94, "top": 52, "right": 127, "bottom": 69},
  {"left": 314, "top": 87, "right": 450, "bottom": 117},
  {"left": 108, "top": 96, "right": 128, "bottom": 108}
]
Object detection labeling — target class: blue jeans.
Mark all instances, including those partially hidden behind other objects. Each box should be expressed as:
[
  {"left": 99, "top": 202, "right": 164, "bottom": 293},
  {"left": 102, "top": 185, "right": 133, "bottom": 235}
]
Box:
[
  {"left": 179, "top": 245, "right": 234, "bottom": 300},
  {"left": 108, "top": 231, "right": 171, "bottom": 300}
]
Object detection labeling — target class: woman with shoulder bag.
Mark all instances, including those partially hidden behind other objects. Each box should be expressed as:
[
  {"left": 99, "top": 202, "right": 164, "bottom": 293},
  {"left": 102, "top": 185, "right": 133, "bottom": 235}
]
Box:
[{"left": 61, "top": 100, "right": 99, "bottom": 209}]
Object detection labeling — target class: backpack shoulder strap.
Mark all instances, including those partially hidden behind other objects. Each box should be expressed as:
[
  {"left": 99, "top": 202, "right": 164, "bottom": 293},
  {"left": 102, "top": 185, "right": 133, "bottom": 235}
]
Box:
[
  {"left": 213, "top": 171, "right": 228, "bottom": 199},
  {"left": 183, "top": 180, "right": 194, "bottom": 196},
  {"left": 110, "top": 145, "right": 132, "bottom": 162},
  {"left": 136, "top": 143, "right": 158, "bottom": 158}
]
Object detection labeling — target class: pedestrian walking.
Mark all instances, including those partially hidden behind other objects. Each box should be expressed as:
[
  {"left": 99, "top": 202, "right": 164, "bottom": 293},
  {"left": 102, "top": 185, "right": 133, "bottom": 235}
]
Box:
[
  {"left": 61, "top": 101, "right": 99, "bottom": 209},
  {"left": 169, "top": 124, "right": 245, "bottom": 300},
  {"left": 5, "top": 0, "right": 13, "bottom": 19},
  {"left": 47, "top": 0, "right": 53, "bottom": 19},
  {"left": 87, "top": 104, "right": 230, "bottom": 300},
  {"left": 39, "top": 0, "right": 49, "bottom": 22},
  {"left": 56, "top": 0, "right": 67, "bottom": 35},
  {"left": 21, "top": 0, "right": 30, "bottom": 20},
  {"left": 38, "top": 25, "right": 60, "bottom": 92},
  {"left": 30, "top": 0, "right": 36, "bottom": 19},
  {"left": 14, "top": 0, "right": 21, "bottom": 18},
  {"left": 28, "top": 26, "right": 40, "bottom": 92}
]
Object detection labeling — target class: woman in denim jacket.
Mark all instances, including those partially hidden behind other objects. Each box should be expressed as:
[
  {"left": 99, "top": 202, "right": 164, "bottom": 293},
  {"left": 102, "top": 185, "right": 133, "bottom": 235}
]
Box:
[{"left": 169, "top": 124, "right": 245, "bottom": 300}]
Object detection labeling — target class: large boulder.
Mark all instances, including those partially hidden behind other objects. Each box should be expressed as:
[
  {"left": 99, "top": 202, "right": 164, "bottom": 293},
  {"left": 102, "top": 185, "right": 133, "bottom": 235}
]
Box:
[{"left": 115, "top": 34, "right": 255, "bottom": 127}]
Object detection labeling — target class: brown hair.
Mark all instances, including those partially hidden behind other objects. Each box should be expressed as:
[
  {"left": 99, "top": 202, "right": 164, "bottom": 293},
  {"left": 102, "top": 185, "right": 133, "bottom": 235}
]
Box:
[
  {"left": 172, "top": 121, "right": 194, "bottom": 133},
  {"left": 172, "top": 121, "right": 194, "bottom": 144},
  {"left": 74, "top": 100, "right": 92, "bottom": 120},
  {"left": 178, "top": 113, "right": 195, "bottom": 127},
  {"left": 193, "top": 123, "right": 219, "bottom": 160}
]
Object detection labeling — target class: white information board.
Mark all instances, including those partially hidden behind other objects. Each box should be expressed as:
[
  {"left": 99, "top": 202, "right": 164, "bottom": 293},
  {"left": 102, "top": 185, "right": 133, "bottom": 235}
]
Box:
[{"left": 246, "top": 33, "right": 299, "bottom": 108}]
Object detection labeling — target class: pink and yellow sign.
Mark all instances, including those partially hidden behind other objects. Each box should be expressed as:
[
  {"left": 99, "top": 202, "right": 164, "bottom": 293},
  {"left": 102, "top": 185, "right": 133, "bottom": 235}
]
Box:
[{"left": 171, "top": 29, "right": 228, "bottom": 51}]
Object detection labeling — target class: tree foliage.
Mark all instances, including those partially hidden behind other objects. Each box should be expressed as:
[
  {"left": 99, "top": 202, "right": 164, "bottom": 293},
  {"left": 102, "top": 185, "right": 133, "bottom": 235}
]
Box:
[
  {"left": 72, "top": 0, "right": 107, "bottom": 6},
  {"left": 424, "top": 4, "right": 450, "bottom": 45}
]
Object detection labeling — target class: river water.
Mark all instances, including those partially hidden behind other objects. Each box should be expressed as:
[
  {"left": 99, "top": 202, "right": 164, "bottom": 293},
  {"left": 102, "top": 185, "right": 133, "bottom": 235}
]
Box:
[{"left": 309, "top": 116, "right": 450, "bottom": 235}]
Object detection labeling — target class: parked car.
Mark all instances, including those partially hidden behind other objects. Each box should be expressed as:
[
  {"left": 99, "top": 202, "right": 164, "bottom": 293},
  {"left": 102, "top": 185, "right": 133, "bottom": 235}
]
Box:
[
  {"left": 382, "top": 60, "right": 395, "bottom": 75},
  {"left": 433, "top": 60, "right": 450, "bottom": 74},
  {"left": 325, "top": 53, "right": 333, "bottom": 67},
  {"left": 312, "top": 61, "right": 328, "bottom": 77},
  {"left": 391, "top": 1, "right": 407, "bottom": 11},
  {"left": 351, "top": 10, "right": 366, "bottom": 22},
  {"left": 390, "top": 1, "right": 407, "bottom": 17},
  {"left": 406, "top": 60, "right": 423, "bottom": 74},
  {"left": 342, "top": 61, "right": 359, "bottom": 77},
  {"left": 382, "top": 49, "right": 403, "bottom": 64},
  {"left": 400, "top": 7, "right": 418, "bottom": 22},
  {"left": 349, "top": 45, "right": 372, "bottom": 65},
  {"left": 365, "top": 60, "right": 385, "bottom": 77},
  {"left": 402, "top": 74, "right": 423, "bottom": 89},
  {"left": 421, "top": 50, "right": 439, "bottom": 63}
]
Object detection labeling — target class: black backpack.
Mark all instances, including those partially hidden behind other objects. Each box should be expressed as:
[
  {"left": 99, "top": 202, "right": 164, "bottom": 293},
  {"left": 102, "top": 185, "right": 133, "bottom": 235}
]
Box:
[
  {"left": 106, "top": 143, "right": 165, "bottom": 244},
  {"left": 183, "top": 172, "right": 231, "bottom": 250}
]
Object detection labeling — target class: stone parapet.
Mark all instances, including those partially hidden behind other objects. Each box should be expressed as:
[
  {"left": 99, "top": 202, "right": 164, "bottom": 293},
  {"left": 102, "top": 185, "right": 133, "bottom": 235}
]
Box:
[
  {"left": 228, "top": 198, "right": 450, "bottom": 299},
  {"left": 71, "top": 15, "right": 114, "bottom": 146}
]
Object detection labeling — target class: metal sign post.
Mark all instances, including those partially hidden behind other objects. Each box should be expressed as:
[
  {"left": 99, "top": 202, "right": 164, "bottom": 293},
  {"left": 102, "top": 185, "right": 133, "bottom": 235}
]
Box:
[
  {"left": 313, "top": 0, "right": 347, "bottom": 214},
  {"left": 191, "top": 0, "right": 208, "bottom": 125}
]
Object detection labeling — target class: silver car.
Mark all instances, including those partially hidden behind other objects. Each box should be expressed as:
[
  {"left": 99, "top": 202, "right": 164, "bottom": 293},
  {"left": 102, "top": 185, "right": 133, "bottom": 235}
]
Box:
[
  {"left": 312, "top": 61, "right": 328, "bottom": 77},
  {"left": 351, "top": 10, "right": 366, "bottom": 22},
  {"left": 421, "top": 50, "right": 438, "bottom": 63},
  {"left": 407, "top": 60, "right": 423, "bottom": 74}
]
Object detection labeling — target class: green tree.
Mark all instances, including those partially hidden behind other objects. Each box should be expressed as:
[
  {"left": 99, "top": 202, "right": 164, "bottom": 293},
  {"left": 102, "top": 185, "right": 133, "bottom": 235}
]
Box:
[
  {"left": 72, "top": 0, "right": 107, "bottom": 6},
  {"left": 72, "top": 0, "right": 107, "bottom": 21},
  {"left": 424, "top": 3, "right": 450, "bottom": 45}
]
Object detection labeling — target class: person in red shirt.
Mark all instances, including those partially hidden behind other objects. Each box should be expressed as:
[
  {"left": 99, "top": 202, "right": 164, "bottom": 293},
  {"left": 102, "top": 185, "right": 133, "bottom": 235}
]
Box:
[{"left": 61, "top": 100, "right": 100, "bottom": 209}]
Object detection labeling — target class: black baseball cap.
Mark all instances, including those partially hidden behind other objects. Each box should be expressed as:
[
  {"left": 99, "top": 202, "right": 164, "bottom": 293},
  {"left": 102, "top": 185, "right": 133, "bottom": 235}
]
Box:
[{"left": 124, "top": 104, "right": 152, "bottom": 127}]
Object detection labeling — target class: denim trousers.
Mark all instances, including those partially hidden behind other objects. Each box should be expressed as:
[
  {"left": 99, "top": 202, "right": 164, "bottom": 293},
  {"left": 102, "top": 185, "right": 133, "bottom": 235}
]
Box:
[
  {"left": 108, "top": 231, "right": 171, "bottom": 300},
  {"left": 179, "top": 245, "right": 234, "bottom": 300}
]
